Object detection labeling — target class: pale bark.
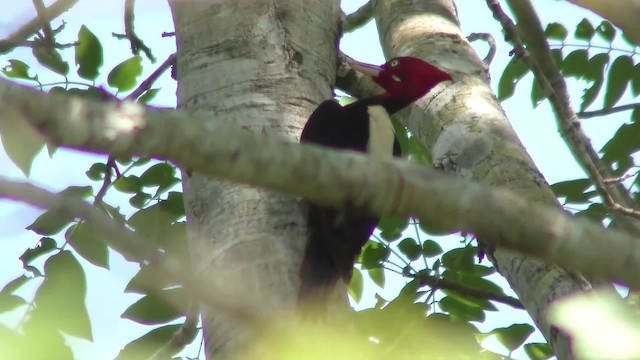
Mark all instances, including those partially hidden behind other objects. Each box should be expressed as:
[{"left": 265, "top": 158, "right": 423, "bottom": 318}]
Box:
[
  {"left": 167, "top": 0, "right": 339, "bottom": 357},
  {"left": 371, "top": 1, "right": 588, "bottom": 358}
]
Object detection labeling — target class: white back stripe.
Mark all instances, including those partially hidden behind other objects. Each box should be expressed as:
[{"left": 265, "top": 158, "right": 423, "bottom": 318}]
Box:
[{"left": 367, "top": 105, "right": 396, "bottom": 160}]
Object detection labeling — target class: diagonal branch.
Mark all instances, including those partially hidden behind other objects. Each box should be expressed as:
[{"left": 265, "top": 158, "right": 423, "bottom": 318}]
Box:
[
  {"left": 343, "top": 1, "right": 374, "bottom": 33},
  {"left": 0, "top": 0, "right": 79, "bottom": 53},
  {"left": 494, "top": 0, "right": 640, "bottom": 231},
  {"left": 2, "top": 78, "right": 640, "bottom": 287}
]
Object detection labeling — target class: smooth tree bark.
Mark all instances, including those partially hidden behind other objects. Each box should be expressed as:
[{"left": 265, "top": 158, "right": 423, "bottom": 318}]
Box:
[
  {"left": 367, "top": 1, "right": 589, "bottom": 358},
  {"left": 168, "top": 0, "right": 340, "bottom": 357}
]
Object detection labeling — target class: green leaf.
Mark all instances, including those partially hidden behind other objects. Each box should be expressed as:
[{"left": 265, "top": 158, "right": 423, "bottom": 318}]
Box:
[
  {"left": 116, "top": 324, "right": 187, "bottom": 360},
  {"left": 121, "top": 287, "right": 188, "bottom": 325},
  {"left": 32, "top": 251, "right": 92, "bottom": 340},
  {"left": 377, "top": 216, "right": 408, "bottom": 241},
  {"left": 550, "top": 178, "right": 592, "bottom": 203},
  {"left": 545, "top": 22, "right": 567, "bottom": 41},
  {"left": 86, "top": 162, "right": 107, "bottom": 180},
  {"left": 441, "top": 247, "right": 476, "bottom": 273},
  {"left": 367, "top": 268, "right": 385, "bottom": 288},
  {"left": 398, "top": 237, "right": 421, "bottom": 261},
  {"left": 498, "top": 58, "right": 529, "bottom": 100},
  {"left": 631, "top": 63, "right": 640, "bottom": 97},
  {"left": 0, "top": 275, "right": 30, "bottom": 294},
  {"left": 422, "top": 239, "right": 443, "bottom": 257},
  {"left": 108, "top": 56, "right": 143, "bottom": 92},
  {"left": 139, "top": 163, "right": 177, "bottom": 188},
  {"left": 32, "top": 47, "right": 69, "bottom": 76},
  {"left": 575, "top": 18, "right": 595, "bottom": 41},
  {"left": 604, "top": 56, "right": 633, "bottom": 109},
  {"left": 575, "top": 203, "right": 608, "bottom": 223},
  {"left": 137, "top": 88, "right": 160, "bottom": 104},
  {"left": 524, "top": 342, "right": 554, "bottom": 360},
  {"left": 561, "top": 49, "right": 589, "bottom": 78},
  {"left": 596, "top": 21, "right": 616, "bottom": 43},
  {"left": 113, "top": 175, "right": 142, "bottom": 194},
  {"left": 75, "top": 25, "right": 103, "bottom": 80},
  {"left": 407, "top": 136, "right": 432, "bottom": 165},
  {"left": 530, "top": 77, "right": 545, "bottom": 107},
  {"left": 65, "top": 222, "right": 109, "bottom": 269},
  {"left": 581, "top": 53, "right": 609, "bottom": 111},
  {"left": 60, "top": 185, "right": 93, "bottom": 199},
  {"left": 0, "top": 113, "right": 45, "bottom": 176},
  {"left": 19, "top": 237, "right": 57, "bottom": 266},
  {"left": 347, "top": 267, "right": 363, "bottom": 303},
  {"left": 360, "top": 241, "right": 390, "bottom": 269},
  {"left": 125, "top": 264, "right": 180, "bottom": 294},
  {"left": 27, "top": 210, "right": 74, "bottom": 236},
  {"left": 493, "top": 323, "right": 534, "bottom": 352},
  {"left": 601, "top": 122, "right": 640, "bottom": 167},
  {"left": 129, "top": 192, "right": 152, "bottom": 209},
  {"left": 439, "top": 295, "right": 485, "bottom": 322},
  {"left": 2, "top": 60, "right": 36, "bottom": 80},
  {"left": 0, "top": 294, "right": 26, "bottom": 314}
]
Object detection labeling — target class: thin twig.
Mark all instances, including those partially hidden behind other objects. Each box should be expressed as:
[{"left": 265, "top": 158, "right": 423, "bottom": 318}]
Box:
[
  {"left": 94, "top": 156, "right": 117, "bottom": 205},
  {"left": 0, "top": 0, "right": 78, "bottom": 53},
  {"left": 126, "top": 53, "right": 176, "bottom": 101},
  {"left": 578, "top": 103, "right": 640, "bottom": 119},
  {"left": 467, "top": 32, "right": 497, "bottom": 65},
  {"left": 32, "top": 0, "right": 55, "bottom": 46},
  {"left": 494, "top": 0, "right": 640, "bottom": 228},
  {"left": 0, "top": 178, "right": 262, "bottom": 324},
  {"left": 113, "top": 0, "right": 155, "bottom": 62},
  {"left": 413, "top": 272, "right": 525, "bottom": 309},
  {"left": 343, "top": 1, "right": 374, "bottom": 33}
]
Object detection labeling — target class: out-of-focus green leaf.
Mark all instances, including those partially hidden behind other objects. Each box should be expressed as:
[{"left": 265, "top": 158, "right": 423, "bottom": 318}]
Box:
[
  {"left": 0, "top": 294, "right": 26, "bottom": 314},
  {"left": 377, "top": 216, "right": 408, "bottom": 242},
  {"left": 397, "top": 237, "right": 421, "bottom": 261},
  {"left": 561, "top": 49, "right": 589, "bottom": 78},
  {"left": 31, "top": 251, "right": 92, "bottom": 340},
  {"left": 575, "top": 18, "right": 595, "bottom": 41},
  {"left": 581, "top": 53, "right": 609, "bottom": 111},
  {"left": 631, "top": 63, "right": 640, "bottom": 97},
  {"left": 441, "top": 246, "right": 476, "bottom": 273},
  {"left": 545, "top": 22, "right": 567, "bottom": 41},
  {"left": 368, "top": 268, "right": 385, "bottom": 288},
  {"left": 125, "top": 264, "right": 180, "bottom": 294},
  {"left": 360, "top": 241, "right": 390, "bottom": 269},
  {"left": 439, "top": 295, "right": 485, "bottom": 322},
  {"left": 550, "top": 178, "right": 592, "bottom": 203},
  {"left": 121, "top": 287, "right": 188, "bottom": 325},
  {"left": 498, "top": 58, "right": 529, "bottom": 100},
  {"left": 139, "top": 163, "right": 178, "bottom": 189},
  {"left": 32, "top": 47, "right": 69, "bottom": 76},
  {"left": 422, "top": 239, "right": 443, "bottom": 257},
  {"left": 604, "top": 56, "right": 633, "bottom": 109},
  {"left": 348, "top": 267, "right": 363, "bottom": 303},
  {"left": 113, "top": 175, "right": 142, "bottom": 194},
  {"left": 493, "top": 324, "right": 534, "bottom": 352},
  {"left": 108, "top": 55, "right": 143, "bottom": 92},
  {"left": 0, "top": 112, "right": 46, "bottom": 176},
  {"left": 75, "top": 25, "right": 103, "bottom": 80},
  {"left": 27, "top": 210, "right": 74, "bottom": 236},
  {"left": 531, "top": 77, "right": 545, "bottom": 107},
  {"left": 596, "top": 21, "right": 616, "bottom": 43},
  {"left": 19, "top": 237, "right": 57, "bottom": 266},
  {"left": 66, "top": 222, "right": 109, "bottom": 269},
  {"left": 116, "top": 324, "right": 188, "bottom": 360},
  {"left": 137, "top": 88, "right": 160, "bottom": 104},
  {"left": 1, "top": 60, "right": 36, "bottom": 80},
  {"left": 601, "top": 122, "right": 640, "bottom": 167},
  {"left": 524, "top": 343, "right": 554, "bottom": 360}
]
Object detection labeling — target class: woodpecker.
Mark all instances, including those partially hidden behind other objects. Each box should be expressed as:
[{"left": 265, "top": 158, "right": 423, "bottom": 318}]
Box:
[{"left": 298, "top": 56, "right": 452, "bottom": 302}]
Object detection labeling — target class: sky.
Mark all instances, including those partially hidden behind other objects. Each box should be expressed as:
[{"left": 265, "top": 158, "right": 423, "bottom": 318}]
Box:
[{"left": 0, "top": 0, "right": 632, "bottom": 359}]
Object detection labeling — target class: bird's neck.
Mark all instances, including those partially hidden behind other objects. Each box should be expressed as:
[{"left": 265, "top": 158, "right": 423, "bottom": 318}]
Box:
[{"left": 363, "top": 94, "right": 413, "bottom": 115}]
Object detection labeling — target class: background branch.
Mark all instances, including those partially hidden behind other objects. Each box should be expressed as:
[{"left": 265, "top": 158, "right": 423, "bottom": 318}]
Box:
[{"left": 2, "top": 79, "right": 640, "bottom": 287}]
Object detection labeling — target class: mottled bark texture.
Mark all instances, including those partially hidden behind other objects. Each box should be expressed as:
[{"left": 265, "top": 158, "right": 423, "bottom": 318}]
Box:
[
  {"left": 372, "top": 1, "right": 589, "bottom": 358},
  {"left": 168, "top": 1, "right": 339, "bottom": 357}
]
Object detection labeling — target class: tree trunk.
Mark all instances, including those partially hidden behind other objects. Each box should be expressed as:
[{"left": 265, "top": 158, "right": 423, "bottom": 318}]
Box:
[
  {"left": 373, "top": 1, "right": 590, "bottom": 358},
  {"left": 168, "top": 0, "right": 339, "bottom": 357}
]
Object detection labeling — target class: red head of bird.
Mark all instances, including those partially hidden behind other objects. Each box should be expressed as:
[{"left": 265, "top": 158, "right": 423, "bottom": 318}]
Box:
[{"left": 348, "top": 56, "right": 452, "bottom": 104}]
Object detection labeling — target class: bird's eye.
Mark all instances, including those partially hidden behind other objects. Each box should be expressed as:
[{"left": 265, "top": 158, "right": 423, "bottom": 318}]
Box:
[{"left": 390, "top": 59, "right": 399, "bottom": 67}]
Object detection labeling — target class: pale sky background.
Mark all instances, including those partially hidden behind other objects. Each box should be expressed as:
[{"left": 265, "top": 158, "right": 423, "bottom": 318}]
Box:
[{"left": 0, "top": 0, "right": 632, "bottom": 359}]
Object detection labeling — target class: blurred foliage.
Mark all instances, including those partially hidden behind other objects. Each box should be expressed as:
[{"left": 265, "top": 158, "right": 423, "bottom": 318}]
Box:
[{"left": 3, "top": 9, "right": 639, "bottom": 360}]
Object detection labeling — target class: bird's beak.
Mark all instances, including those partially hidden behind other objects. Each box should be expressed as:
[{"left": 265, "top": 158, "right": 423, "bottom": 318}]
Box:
[{"left": 347, "top": 58, "right": 383, "bottom": 78}]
